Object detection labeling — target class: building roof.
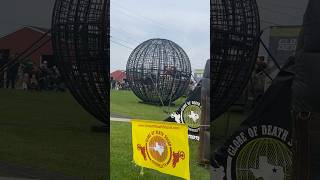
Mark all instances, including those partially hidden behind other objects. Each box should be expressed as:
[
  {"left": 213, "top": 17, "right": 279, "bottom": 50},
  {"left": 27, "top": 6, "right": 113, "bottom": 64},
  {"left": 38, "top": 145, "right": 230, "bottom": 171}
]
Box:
[
  {"left": 0, "top": 26, "right": 53, "bottom": 66},
  {"left": 0, "top": 26, "right": 50, "bottom": 39},
  {"left": 111, "top": 70, "right": 126, "bottom": 81},
  {"left": 27, "top": 26, "right": 50, "bottom": 34}
]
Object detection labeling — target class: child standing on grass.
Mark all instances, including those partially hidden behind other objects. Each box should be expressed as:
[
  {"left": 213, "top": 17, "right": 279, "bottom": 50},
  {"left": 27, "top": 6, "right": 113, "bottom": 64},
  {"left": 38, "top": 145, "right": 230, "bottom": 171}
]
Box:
[
  {"left": 29, "top": 74, "right": 38, "bottom": 90},
  {"left": 22, "top": 73, "right": 29, "bottom": 90}
]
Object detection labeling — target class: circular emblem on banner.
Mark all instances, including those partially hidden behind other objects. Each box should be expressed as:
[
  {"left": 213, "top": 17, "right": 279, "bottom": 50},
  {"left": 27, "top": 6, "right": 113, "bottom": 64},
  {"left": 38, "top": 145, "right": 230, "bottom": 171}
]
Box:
[
  {"left": 146, "top": 131, "right": 172, "bottom": 168},
  {"left": 181, "top": 101, "right": 201, "bottom": 130},
  {"left": 219, "top": 125, "right": 293, "bottom": 180},
  {"left": 232, "top": 137, "right": 292, "bottom": 180}
]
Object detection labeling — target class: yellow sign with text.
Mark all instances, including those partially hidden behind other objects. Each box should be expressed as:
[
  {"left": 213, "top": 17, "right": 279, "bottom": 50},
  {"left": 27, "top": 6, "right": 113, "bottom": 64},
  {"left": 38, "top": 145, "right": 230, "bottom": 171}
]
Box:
[{"left": 132, "top": 120, "right": 190, "bottom": 180}]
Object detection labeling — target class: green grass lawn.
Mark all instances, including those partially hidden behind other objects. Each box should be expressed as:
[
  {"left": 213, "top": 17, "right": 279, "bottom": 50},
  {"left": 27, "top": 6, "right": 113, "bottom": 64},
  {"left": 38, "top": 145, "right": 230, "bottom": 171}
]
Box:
[
  {"left": 110, "top": 122, "right": 209, "bottom": 180},
  {"left": 0, "top": 88, "right": 245, "bottom": 180},
  {"left": 0, "top": 89, "right": 107, "bottom": 179},
  {"left": 110, "top": 90, "right": 185, "bottom": 120},
  {"left": 210, "top": 112, "right": 246, "bottom": 152},
  {"left": 110, "top": 90, "right": 247, "bottom": 155},
  {"left": 110, "top": 90, "right": 210, "bottom": 180}
]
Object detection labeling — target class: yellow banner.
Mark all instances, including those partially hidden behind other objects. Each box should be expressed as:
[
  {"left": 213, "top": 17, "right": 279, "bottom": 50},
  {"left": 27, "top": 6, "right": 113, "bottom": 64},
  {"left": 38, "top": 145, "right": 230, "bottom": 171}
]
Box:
[{"left": 132, "top": 120, "right": 190, "bottom": 180}]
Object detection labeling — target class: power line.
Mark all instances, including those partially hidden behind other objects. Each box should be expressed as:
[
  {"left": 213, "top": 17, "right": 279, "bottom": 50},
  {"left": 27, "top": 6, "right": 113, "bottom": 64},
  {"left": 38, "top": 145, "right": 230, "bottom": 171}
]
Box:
[
  {"left": 258, "top": 0, "right": 305, "bottom": 11},
  {"left": 260, "top": 37, "right": 281, "bottom": 70},
  {"left": 259, "top": 3, "right": 304, "bottom": 14},
  {"left": 261, "top": 19, "right": 281, "bottom": 26},
  {"left": 111, "top": 0, "right": 169, "bottom": 32},
  {"left": 111, "top": 7, "right": 167, "bottom": 40},
  {"left": 111, "top": 36, "right": 136, "bottom": 47},
  {"left": 110, "top": 39, "right": 134, "bottom": 50},
  {"left": 259, "top": 6, "right": 302, "bottom": 18},
  {"left": 110, "top": 0, "right": 188, "bottom": 41},
  {"left": 110, "top": 26, "right": 141, "bottom": 44}
]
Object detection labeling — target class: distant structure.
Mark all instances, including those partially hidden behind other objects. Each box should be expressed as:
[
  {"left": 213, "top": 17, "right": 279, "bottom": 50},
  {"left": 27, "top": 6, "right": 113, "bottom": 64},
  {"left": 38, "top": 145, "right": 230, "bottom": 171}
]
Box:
[
  {"left": 110, "top": 70, "right": 126, "bottom": 82},
  {"left": 126, "top": 39, "right": 192, "bottom": 105},
  {"left": 194, "top": 69, "right": 204, "bottom": 82},
  {"left": 0, "top": 26, "right": 52, "bottom": 68},
  {"left": 265, "top": 26, "right": 301, "bottom": 88},
  {"left": 268, "top": 26, "right": 301, "bottom": 69}
]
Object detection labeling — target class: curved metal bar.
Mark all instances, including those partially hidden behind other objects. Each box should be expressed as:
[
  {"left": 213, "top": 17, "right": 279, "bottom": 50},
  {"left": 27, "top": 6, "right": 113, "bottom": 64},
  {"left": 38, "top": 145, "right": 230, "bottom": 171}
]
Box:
[
  {"left": 126, "top": 39, "right": 192, "bottom": 105},
  {"left": 51, "top": 0, "right": 109, "bottom": 124},
  {"left": 211, "top": 0, "right": 261, "bottom": 120}
]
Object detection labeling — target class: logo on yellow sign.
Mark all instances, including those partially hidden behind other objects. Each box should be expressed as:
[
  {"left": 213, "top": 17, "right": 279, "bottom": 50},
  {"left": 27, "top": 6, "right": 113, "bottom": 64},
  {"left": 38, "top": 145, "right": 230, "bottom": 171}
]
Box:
[
  {"left": 132, "top": 120, "right": 190, "bottom": 180},
  {"left": 137, "top": 130, "right": 185, "bottom": 168}
]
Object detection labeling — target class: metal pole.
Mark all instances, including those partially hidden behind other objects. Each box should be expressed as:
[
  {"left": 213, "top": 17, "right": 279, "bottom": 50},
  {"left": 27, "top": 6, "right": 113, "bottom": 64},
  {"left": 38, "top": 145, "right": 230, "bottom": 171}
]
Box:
[{"left": 260, "top": 37, "right": 281, "bottom": 70}]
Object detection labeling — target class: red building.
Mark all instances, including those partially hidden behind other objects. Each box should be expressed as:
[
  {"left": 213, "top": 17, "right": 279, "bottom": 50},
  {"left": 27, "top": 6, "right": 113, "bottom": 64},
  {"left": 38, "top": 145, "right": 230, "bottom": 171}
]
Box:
[
  {"left": 0, "top": 26, "right": 53, "bottom": 68},
  {"left": 110, "top": 70, "right": 126, "bottom": 82}
]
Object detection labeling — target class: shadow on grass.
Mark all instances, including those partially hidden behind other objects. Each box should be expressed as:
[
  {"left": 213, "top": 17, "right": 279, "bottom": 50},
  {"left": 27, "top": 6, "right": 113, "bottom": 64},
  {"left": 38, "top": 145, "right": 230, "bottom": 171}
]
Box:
[{"left": 0, "top": 89, "right": 108, "bottom": 179}]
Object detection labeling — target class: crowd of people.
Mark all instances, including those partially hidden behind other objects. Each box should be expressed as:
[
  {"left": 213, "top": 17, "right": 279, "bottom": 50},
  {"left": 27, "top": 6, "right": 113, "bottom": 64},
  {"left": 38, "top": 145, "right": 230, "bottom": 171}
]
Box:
[
  {"left": 110, "top": 77, "right": 130, "bottom": 90},
  {"left": 1, "top": 61, "right": 66, "bottom": 91},
  {"left": 110, "top": 76, "right": 198, "bottom": 97}
]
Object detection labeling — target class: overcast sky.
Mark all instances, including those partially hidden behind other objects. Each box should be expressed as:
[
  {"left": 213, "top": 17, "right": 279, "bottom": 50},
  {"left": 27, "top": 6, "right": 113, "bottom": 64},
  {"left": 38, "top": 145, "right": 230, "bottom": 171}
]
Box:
[
  {"left": 0, "top": 0, "right": 309, "bottom": 71},
  {"left": 0, "top": 0, "right": 55, "bottom": 36},
  {"left": 110, "top": 0, "right": 209, "bottom": 71}
]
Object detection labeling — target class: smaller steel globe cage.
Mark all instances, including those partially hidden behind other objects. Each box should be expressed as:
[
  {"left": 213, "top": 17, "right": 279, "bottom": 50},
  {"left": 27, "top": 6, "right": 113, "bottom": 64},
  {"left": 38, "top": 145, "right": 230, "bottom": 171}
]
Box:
[{"left": 126, "top": 39, "right": 192, "bottom": 105}]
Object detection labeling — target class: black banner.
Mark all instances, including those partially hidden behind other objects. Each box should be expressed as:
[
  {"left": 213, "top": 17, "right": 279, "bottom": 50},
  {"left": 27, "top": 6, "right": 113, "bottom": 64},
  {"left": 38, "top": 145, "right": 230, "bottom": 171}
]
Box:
[
  {"left": 292, "top": 0, "right": 320, "bottom": 113},
  {"left": 291, "top": 0, "right": 320, "bottom": 178},
  {"left": 212, "top": 61, "right": 295, "bottom": 180},
  {"left": 166, "top": 81, "right": 202, "bottom": 141}
]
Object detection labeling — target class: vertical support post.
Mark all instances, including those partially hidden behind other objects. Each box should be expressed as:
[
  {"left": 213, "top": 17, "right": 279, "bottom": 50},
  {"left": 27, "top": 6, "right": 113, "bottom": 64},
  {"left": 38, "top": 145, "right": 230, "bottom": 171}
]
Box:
[{"left": 293, "top": 112, "right": 311, "bottom": 180}]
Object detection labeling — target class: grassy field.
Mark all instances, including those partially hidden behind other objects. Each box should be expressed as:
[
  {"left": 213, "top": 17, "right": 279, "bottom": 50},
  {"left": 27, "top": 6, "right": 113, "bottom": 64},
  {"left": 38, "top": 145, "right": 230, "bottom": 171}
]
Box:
[
  {"left": 0, "top": 89, "right": 245, "bottom": 180},
  {"left": 110, "top": 90, "right": 247, "bottom": 179},
  {"left": 110, "top": 90, "right": 185, "bottom": 120},
  {"left": 210, "top": 112, "right": 246, "bottom": 151},
  {"left": 110, "top": 122, "right": 209, "bottom": 180},
  {"left": 110, "top": 90, "right": 247, "bottom": 155},
  {"left": 110, "top": 90, "right": 210, "bottom": 180},
  {"left": 0, "top": 89, "right": 107, "bottom": 179}
]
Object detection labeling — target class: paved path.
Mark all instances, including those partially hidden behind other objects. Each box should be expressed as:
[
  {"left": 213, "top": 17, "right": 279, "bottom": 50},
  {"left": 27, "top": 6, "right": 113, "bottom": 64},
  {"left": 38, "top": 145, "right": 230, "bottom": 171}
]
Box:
[
  {"left": 110, "top": 113, "right": 131, "bottom": 119},
  {"left": 110, "top": 117, "right": 131, "bottom": 123}
]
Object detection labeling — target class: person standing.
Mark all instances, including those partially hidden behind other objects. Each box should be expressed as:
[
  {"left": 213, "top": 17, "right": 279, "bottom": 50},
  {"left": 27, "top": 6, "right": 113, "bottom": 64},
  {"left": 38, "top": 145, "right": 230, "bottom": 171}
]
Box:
[
  {"left": 29, "top": 74, "right": 38, "bottom": 90},
  {"left": 22, "top": 73, "right": 29, "bottom": 90}
]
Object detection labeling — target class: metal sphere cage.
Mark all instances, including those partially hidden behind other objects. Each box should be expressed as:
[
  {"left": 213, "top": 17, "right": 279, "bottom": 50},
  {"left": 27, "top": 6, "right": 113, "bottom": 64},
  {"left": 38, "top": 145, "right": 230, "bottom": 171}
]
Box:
[
  {"left": 52, "top": 0, "right": 109, "bottom": 124},
  {"left": 126, "top": 39, "right": 192, "bottom": 105},
  {"left": 210, "top": 0, "right": 260, "bottom": 120}
]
